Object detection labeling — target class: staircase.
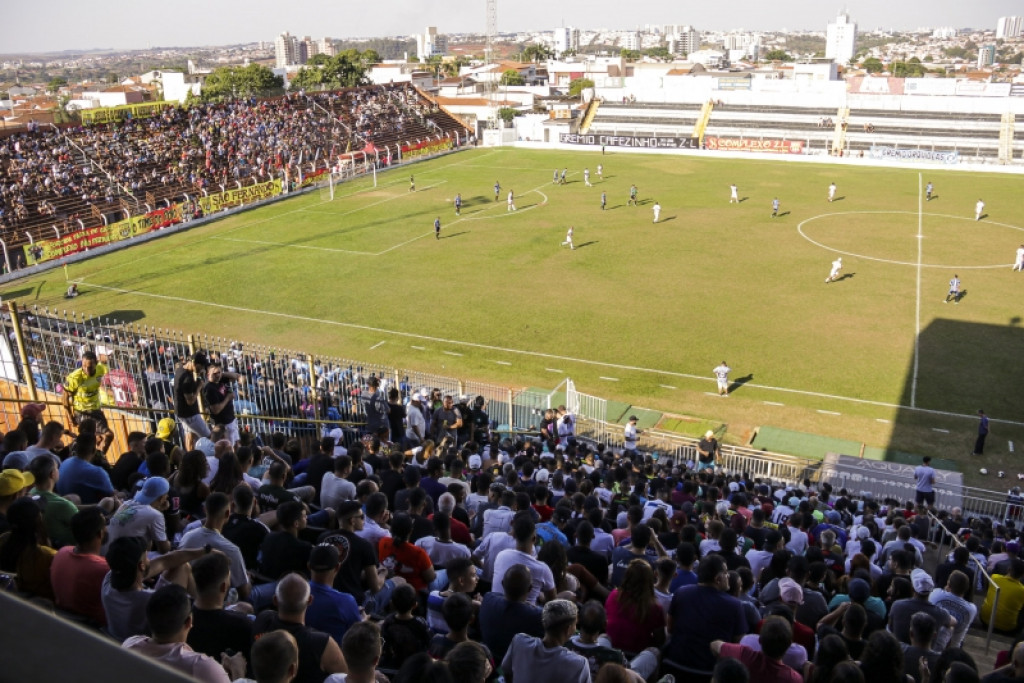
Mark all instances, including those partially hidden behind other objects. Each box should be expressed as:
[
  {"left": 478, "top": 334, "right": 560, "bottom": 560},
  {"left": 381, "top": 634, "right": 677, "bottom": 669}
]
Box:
[
  {"left": 694, "top": 100, "right": 714, "bottom": 145},
  {"left": 832, "top": 107, "right": 850, "bottom": 156},
  {"left": 579, "top": 98, "right": 601, "bottom": 134},
  {"left": 998, "top": 113, "right": 1015, "bottom": 164}
]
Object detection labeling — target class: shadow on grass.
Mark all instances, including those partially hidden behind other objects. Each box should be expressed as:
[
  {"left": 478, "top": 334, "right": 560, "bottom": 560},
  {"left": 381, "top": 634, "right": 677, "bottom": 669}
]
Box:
[
  {"left": 728, "top": 374, "right": 754, "bottom": 394},
  {"left": 440, "top": 231, "right": 468, "bottom": 240},
  {"left": 776, "top": 211, "right": 791, "bottom": 218},
  {"left": 85, "top": 309, "right": 147, "bottom": 325},
  {"left": 575, "top": 241, "right": 599, "bottom": 249},
  {"left": 658, "top": 216, "right": 677, "bottom": 223},
  {"left": 1, "top": 286, "right": 37, "bottom": 300},
  {"left": 834, "top": 272, "right": 856, "bottom": 282}
]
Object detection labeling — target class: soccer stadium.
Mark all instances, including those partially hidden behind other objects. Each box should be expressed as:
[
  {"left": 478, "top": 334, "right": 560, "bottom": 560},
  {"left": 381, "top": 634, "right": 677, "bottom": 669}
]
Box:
[{"left": 2, "top": 18, "right": 1024, "bottom": 683}]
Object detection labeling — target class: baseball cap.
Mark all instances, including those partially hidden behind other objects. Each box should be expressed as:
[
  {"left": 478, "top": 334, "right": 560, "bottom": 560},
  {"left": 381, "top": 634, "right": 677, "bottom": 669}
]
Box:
[
  {"left": 542, "top": 599, "right": 578, "bottom": 630},
  {"left": 0, "top": 469, "right": 35, "bottom": 496},
  {"left": 911, "top": 569, "right": 935, "bottom": 594},
  {"left": 20, "top": 403, "right": 46, "bottom": 419},
  {"left": 468, "top": 454, "right": 482, "bottom": 471},
  {"left": 134, "top": 476, "right": 170, "bottom": 505},
  {"left": 629, "top": 415, "right": 638, "bottom": 422},
  {"left": 728, "top": 482, "right": 740, "bottom": 493},
  {"left": 616, "top": 511, "right": 629, "bottom": 529},
  {"left": 535, "top": 469, "right": 550, "bottom": 484},
  {"left": 155, "top": 418, "right": 176, "bottom": 440},
  {"left": 779, "top": 578, "right": 804, "bottom": 605},
  {"left": 788, "top": 497, "right": 801, "bottom": 508},
  {"left": 195, "top": 438, "right": 216, "bottom": 459},
  {"left": 825, "top": 510, "right": 841, "bottom": 524},
  {"left": 857, "top": 526, "right": 871, "bottom": 540},
  {"left": 309, "top": 543, "right": 341, "bottom": 571},
  {"left": 812, "top": 510, "right": 824, "bottom": 522},
  {"left": 848, "top": 578, "right": 871, "bottom": 603}
]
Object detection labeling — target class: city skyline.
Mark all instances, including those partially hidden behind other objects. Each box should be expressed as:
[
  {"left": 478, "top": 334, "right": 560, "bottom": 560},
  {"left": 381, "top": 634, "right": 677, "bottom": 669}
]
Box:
[{"left": 3, "top": 0, "right": 1022, "bottom": 55}]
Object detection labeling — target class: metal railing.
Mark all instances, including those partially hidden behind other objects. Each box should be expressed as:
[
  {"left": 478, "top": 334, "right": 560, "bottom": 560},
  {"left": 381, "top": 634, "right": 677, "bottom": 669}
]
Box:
[{"left": 929, "top": 510, "right": 1001, "bottom": 652}]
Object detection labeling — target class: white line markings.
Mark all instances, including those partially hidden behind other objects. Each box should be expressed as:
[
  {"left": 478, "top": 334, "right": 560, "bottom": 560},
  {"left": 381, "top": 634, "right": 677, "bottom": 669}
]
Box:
[
  {"left": 817, "top": 410, "right": 841, "bottom": 415},
  {"left": 492, "top": 360, "right": 511, "bottom": 366},
  {"left": 443, "top": 351, "right": 463, "bottom": 357},
  {"left": 659, "top": 384, "right": 677, "bottom": 390},
  {"left": 763, "top": 401, "right": 785, "bottom": 406},
  {"left": 410, "top": 345, "right": 426, "bottom": 350},
  {"left": 931, "top": 428, "right": 950, "bottom": 433},
  {"left": 876, "top": 418, "right": 891, "bottom": 424},
  {"left": 911, "top": 173, "right": 923, "bottom": 408},
  {"left": 369, "top": 341, "right": 385, "bottom": 350},
  {"left": 1011, "top": 441, "right": 1015, "bottom": 453},
  {"left": 704, "top": 392, "right": 720, "bottom": 397},
  {"left": 71, "top": 281, "right": 1024, "bottom": 428},
  {"left": 545, "top": 368, "right": 563, "bottom": 373},
  {"left": 599, "top": 376, "right": 619, "bottom": 381}
]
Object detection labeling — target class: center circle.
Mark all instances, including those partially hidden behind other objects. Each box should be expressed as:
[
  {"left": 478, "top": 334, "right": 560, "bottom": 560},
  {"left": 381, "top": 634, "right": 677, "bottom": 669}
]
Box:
[{"left": 797, "top": 211, "right": 1023, "bottom": 270}]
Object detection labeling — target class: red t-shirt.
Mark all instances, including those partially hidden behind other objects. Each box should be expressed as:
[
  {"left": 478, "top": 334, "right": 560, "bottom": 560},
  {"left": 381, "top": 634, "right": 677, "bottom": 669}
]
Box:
[
  {"left": 719, "top": 643, "right": 803, "bottom": 683},
  {"left": 50, "top": 546, "right": 109, "bottom": 626},
  {"left": 604, "top": 589, "right": 666, "bottom": 653},
  {"left": 378, "top": 538, "right": 434, "bottom": 592}
]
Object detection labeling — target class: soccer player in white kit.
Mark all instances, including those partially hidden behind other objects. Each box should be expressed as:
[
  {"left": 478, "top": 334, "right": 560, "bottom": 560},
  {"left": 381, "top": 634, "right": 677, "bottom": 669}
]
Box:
[
  {"left": 945, "top": 274, "right": 960, "bottom": 303},
  {"left": 653, "top": 201, "right": 661, "bottom": 223},
  {"left": 507, "top": 190, "right": 516, "bottom": 211},
  {"left": 975, "top": 199, "right": 985, "bottom": 221},
  {"left": 713, "top": 362, "right": 731, "bottom": 396},
  {"left": 597, "top": 164, "right": 603, "bottom": 179},
  {"left": 826, "top": 257, "right": 842, "bottom": 283},
  {"left": 729, "top": 184, "right": 738, "bottom": 204},
  {"left": 561, "top": 226, "right": 575, "bottom": 250},
  {"left": 584, "top": 168, "right": 592, "bottom": 187},
  {"left": 771, "top": 198, "right": 780, "bottom": 218},
  {"left": 828, "top": 182, "right": 837, "bottom": 202},
  {"left": 1014, "top": 245, "right": 1024, "bottom": 272}
]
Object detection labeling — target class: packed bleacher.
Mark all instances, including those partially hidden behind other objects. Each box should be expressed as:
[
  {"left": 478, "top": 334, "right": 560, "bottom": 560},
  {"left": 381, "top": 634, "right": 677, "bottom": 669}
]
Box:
[
  {"left": 0, "top": 83, "right": 471, "bottom": 261},
  {"left": 2, "top": 348, "right": 1023, "bottom": 683}
]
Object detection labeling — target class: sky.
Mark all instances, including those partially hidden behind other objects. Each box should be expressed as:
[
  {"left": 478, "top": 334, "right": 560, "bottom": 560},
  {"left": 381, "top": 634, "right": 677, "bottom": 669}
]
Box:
[{"left": 3, "top": 0, "right": 1022, "bottom": 54}]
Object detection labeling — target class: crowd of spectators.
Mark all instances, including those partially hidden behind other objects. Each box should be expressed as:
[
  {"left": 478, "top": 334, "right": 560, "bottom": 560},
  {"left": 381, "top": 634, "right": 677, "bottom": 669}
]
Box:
[
  {"left": 0, "top": 83, "right": 467, "bottom": 248},
  {"left": 4, "top": 359, "right": 1024, "bottom": 683}
]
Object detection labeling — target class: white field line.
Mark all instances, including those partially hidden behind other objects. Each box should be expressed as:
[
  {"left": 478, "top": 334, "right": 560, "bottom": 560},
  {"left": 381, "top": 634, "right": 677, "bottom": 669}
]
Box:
[
  {"left": 492, "top": 360, "right": 512, "bottom": 366},
  {"left": 817, "top": 410, "right": 841, "bottom": 415},
  {"left": 599, "top": 376, "right": 619, "bottom": 381},
  {"left": 763, "top": 401, "right": 785, "bottom": 406},
  {"left": 660, "top": 384, "right": 677, "bottom": 390},
  {"left": 74, "top": 281, "right": 1024, "bottom": 428},
  {"left": 369, "top": 341, "right": 385, "bottom": 350},
  {"left": 932, "top": 428, "right": 950, "bottom": 434},
  {"left": 911, "top": 173, "right": 923, "bottom": 408}
]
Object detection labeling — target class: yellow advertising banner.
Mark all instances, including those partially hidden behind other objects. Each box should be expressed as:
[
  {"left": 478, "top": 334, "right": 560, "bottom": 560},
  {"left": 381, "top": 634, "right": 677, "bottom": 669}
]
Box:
[
  {"left": 24, "top": 204, "right": 185, "bottom": 264},
  {"left": 198, "top": 180, "right": 281, "bottom": 214}
]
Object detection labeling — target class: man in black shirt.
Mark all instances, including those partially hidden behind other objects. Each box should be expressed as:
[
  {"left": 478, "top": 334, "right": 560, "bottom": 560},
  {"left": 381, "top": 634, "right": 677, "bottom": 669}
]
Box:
[
  {"left": 305, "top": 437, "right": 336, "bottom": 503},
  {"left": 223, "top": 485, "right": 269, "bottom": 571},
  {"left": 109, "top": 431, "right": 147, "bottom": 492},
  {"left": 318, "top": 500, "right": 393, "bottom": 616},
  {"left": 187, "top": 552, "right": 252, "bottom": 664},
  {"left": 258, "top": 501, "right": 313, "bottom": 580},
  {"left": 202, "top": 362, "right": 240, "bottom": 446},
  {"left": 174, "top": 352, "right": 210, "bottom": 449}
]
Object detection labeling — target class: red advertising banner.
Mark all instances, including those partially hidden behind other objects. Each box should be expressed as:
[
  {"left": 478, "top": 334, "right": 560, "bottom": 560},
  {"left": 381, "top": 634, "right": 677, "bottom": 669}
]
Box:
[{"left": 704, "top": 137, "right": 804, "bottom": 154}]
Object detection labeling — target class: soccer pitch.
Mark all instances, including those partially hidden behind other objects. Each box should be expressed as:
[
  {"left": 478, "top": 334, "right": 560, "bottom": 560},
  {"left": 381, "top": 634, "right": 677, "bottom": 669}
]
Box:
[{"left": 7, "top": 147, "right": 1024, "bottom": 471}]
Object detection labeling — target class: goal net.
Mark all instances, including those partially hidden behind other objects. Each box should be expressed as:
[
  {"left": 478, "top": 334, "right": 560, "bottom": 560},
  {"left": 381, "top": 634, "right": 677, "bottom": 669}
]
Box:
[{"left": 319, "top": 150, "right": 377, "bottom": 201}]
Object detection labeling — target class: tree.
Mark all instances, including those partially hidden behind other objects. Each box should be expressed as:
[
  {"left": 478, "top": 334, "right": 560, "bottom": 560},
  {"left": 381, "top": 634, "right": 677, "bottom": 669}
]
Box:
[
  {"left": 500, "top": 69, "right": 525, "bottom": 86},
  {"left": 523, "top": 44, "right": 554, "bottom": 63},
  {"left": 202, "top": 64, "right": 284, "bottom": 100},
  {"left": 46, "top": 77, "right": 68, "bottom": 94},
  {"left": 763, "top": 49, "right": 793, "bottom": 62},
  {"left": 568, "top": 77, "right": 594, "bottom": 96},
  {"left": 307, "top": 54, "right": 331, "bottom": 66},
  {"left": 620, "top": 49, "right": 641, "bottom": 61},
  {"left": 497, "top": 107, "right": 519, "bottom": 122},
  {"left": 862, "top": 57, "right": 884, "bottom": 74},
  {"left": 644, "top": 46, "right": 671, "bottom": 60}
]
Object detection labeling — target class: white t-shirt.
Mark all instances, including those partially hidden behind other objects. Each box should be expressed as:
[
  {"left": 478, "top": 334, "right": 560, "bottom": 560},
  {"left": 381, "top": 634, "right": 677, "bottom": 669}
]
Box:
[
  {"left": 106, "top": 500, "right": 167, "bottom": 549},
  {"left": 623, "top": 423, "right": 638, "bottom": 449},
  {"left": 320, "top": 472, "right": 356, "bottom": 509},
  {"left": 415, "top": 536, "right": 471, "bottom": 567},
  {"left": 492, "top": 548, "right": 555, "bottom": 605},
  {"left": 179, "top": 526, "right": 250, "bottom": 590}
]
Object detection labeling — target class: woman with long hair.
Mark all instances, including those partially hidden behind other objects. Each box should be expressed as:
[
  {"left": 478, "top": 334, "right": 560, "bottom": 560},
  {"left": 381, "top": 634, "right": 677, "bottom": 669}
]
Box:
[
  {"left": 537, "top": 539, "right": 581, "bottom": 601},
  {"left": 170, "top": 449, "right": 210, "bottom": 519},
  {"left": 858, "top": 631, "right": 913, "bottom": 683},
  {"left": 0, "top": 497, "right": 56, "bottom": 600},
  {"left": 605, "top": 558, "right": 666, "bottom": 653},
  {"left": 379, "top": 513, "right": 436, "bottom": 592},
  {"left": 209, "top": 449, "right": 244, "bottom": 495},
  {"left": 805, "top": 634, "right": 851, "bottom": 683}
]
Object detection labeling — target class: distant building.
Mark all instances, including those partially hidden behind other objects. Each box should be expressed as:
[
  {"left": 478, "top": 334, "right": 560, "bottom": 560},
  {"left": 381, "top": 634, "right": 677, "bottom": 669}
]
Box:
[
  {"left": 319, "top": 37, "right": 337, "bottom": 57},
  {"left": 996, "top": 16, "right": 1023, "bottom": 39},
  {"left": 620, "top": 31, "right": 642, "bottom": 52},
  {"left": 932, "top": 27, "right": 958, "bottom": 39},
  {"left": 275, "top": 31, "right": 300, "bottom": 68},
  {"left": 978, "top": 45, "right": 996, "bottom": 68},
  {"left": 667, "top": 25, "right": 700, "bottom": 56},
  {"left": 416, "top": 27, "right": 447, "bottom": 62},
  {"left": 825, "top": 12, "right": 857, "bottom": 65},
  {"left": 553, "top": 26, "right": 580, "bottom": 56}
]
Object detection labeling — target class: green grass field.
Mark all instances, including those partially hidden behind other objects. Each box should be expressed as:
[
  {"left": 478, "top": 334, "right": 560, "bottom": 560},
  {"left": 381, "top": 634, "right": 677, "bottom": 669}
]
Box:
[{"left": 6, "top": 147, "right": 1024, "bottom": 481}]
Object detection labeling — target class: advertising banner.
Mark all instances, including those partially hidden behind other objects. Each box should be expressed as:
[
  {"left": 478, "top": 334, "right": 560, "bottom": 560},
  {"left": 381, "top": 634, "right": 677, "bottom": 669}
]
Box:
[
  {"left": 198, "top": 180, "right": 280, "bottom": 214},
  {"left": 704, "top": 137, "right": 803, "bottom": 154},
  {"left": 401, "top": 138, "right": 454, "bottom": 160},
  {"left": 299, "top": 168, "right": 329, "bottom": 189},
  {"left": 559, "top": 133, "right": 700, "bottom": 149},
  {"left": 868, "top": 146, "right": 959, "bottom": 164},
  {"left": 23, "top": 204, "right": 186, "bottom": 264}
]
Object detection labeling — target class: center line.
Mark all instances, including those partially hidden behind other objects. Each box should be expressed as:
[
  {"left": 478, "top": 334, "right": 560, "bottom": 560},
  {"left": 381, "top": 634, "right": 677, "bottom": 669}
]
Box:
[{"left": 911, "top": 173, "right": 923, "bottom": 408}]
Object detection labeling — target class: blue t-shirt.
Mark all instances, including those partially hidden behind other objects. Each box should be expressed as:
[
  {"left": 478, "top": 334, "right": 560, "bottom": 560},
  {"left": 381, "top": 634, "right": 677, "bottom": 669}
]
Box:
[
  {"left": 668, "top": 585, "right": 748, "bottom": 671},
  {"left": 57, "top": 456, "right": 114, "bottom": 504},
  {"left": 305, "top": 580, "right": 362, "bottom": 646}
]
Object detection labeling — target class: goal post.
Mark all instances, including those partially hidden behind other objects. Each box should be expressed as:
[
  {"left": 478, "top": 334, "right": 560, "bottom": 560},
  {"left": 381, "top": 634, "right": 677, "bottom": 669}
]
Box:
[{"left": 319, "top": 149, "right": 377, "bottom": 201}]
